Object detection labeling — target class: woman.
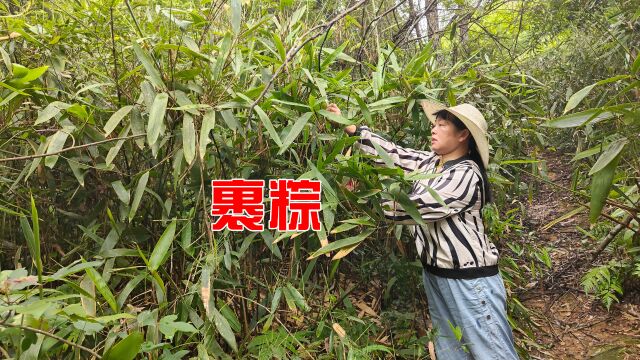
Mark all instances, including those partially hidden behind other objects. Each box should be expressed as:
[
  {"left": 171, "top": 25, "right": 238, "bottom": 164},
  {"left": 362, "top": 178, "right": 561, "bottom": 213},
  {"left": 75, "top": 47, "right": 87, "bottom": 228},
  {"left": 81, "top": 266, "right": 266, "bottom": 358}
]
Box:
[{"left": 326, "top": 101, "right": 519, "bottom": 360}]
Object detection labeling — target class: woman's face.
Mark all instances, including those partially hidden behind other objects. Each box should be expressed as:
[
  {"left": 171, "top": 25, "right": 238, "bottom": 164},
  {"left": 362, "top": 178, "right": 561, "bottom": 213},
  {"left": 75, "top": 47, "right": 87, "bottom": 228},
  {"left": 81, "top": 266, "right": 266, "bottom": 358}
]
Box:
[{"left": 430, "top": 116, "right": 470, "bottom": 155}]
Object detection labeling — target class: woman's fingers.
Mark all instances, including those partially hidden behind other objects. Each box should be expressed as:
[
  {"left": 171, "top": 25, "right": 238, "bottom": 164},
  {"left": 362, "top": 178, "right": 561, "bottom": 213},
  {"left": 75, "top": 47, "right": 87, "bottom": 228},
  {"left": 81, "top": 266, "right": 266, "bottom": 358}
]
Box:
[{"left": 326, "top": 103, "right": 341, "bottom": 115}]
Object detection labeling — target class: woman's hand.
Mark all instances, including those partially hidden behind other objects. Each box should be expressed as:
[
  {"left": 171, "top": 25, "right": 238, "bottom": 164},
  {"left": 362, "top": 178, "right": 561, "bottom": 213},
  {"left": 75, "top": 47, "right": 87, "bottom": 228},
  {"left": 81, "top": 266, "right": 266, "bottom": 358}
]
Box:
[{"left": 326, "top": 103, "right": 357, "bottom": 135}]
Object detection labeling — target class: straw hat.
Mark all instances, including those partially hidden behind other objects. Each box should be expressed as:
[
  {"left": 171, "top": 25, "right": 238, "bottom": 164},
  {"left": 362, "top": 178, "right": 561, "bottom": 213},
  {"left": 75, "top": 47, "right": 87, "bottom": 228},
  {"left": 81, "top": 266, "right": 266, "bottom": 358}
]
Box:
[{"left": 419, "top": 100, "right": 490, "bottom": 168}]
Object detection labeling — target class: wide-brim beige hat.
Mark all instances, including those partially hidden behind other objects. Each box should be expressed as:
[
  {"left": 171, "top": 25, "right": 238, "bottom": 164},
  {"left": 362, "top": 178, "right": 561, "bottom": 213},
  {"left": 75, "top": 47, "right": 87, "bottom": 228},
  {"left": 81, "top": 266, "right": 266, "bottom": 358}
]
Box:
[{"left": 419, "top": 100, "right": 490, "bottom": 168}]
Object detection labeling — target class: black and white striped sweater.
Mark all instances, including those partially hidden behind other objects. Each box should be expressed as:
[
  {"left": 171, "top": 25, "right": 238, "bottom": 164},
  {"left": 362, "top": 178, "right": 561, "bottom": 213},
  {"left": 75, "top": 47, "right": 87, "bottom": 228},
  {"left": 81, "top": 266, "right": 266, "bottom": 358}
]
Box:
[{"left": 352, "top": 125, "right": 499, "bottom": 279}]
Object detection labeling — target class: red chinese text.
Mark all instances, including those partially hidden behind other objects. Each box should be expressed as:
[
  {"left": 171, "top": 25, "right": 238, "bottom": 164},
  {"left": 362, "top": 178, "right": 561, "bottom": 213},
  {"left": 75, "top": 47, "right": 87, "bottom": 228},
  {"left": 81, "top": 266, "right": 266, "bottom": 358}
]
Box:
[
  {"left": 269, "top": 179, "right": 321, "bottom": 232},
  {"left": 211, "top": 179, "right": 265, "bottom": 231}
]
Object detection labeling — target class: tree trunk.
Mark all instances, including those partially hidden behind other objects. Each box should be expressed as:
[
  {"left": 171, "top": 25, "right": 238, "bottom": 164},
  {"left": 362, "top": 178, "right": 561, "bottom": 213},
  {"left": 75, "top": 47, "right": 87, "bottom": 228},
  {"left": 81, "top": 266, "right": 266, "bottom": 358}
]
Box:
[
  {"left": 426, "top": 0, "right": 440, "bottom": 46},
  {"left": 408, "top": 0, "right": 423, "bottom": 39}
]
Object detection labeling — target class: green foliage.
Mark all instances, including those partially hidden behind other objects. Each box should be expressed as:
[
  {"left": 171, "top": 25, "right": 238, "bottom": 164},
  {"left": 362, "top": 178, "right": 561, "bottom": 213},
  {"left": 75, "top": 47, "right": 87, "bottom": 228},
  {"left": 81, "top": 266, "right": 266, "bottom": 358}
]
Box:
[{"left": 581, "top": 260, "right": 625, "bottom": 310}]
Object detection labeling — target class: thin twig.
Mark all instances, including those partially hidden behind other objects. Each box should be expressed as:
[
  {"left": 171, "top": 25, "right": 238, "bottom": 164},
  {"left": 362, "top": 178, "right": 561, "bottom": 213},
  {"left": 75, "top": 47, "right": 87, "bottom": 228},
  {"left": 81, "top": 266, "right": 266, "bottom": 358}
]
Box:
[
  {"left": 123, "top": 0, "right": 143, "bottom": 37},
  {"left": 355, "top": 0, "right": 408, "bottom": 67},
  {"left": 591, "top": 214, "right": 634, "bottom": 261},
  {"left": 0, "top": 134, "right": 145, "bottom": 163},
  {"left": 0, "top": 322, "right": 101, "bottom": 359}
]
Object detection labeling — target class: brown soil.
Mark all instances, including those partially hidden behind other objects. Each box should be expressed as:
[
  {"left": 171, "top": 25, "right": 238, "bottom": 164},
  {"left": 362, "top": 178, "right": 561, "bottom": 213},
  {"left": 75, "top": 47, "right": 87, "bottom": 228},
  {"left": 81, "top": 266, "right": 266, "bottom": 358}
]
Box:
[{"left": 517, "top": 151, "right": 640, "bottom": 359}]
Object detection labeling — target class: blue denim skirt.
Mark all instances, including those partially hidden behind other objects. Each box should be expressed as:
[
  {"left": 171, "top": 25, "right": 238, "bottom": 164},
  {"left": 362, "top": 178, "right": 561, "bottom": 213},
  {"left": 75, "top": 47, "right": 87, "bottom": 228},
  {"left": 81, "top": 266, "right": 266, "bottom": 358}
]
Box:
[{"left": 422, "top": 268, "right": 519, "bottom": 360}]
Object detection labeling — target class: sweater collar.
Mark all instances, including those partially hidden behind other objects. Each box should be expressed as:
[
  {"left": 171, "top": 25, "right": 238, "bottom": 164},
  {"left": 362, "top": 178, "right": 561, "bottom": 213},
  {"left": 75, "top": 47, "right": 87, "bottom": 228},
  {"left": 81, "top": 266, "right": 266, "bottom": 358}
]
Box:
[{"left": 435, "top": 155, "right": 472, "bottom": 171}]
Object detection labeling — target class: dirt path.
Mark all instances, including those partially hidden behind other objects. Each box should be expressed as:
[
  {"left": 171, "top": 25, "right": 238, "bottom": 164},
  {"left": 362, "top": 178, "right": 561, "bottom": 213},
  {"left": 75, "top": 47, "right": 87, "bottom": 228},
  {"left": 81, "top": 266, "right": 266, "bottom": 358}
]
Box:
[{"left": 517, "top": 151, "right": 640, "bottom": 359}]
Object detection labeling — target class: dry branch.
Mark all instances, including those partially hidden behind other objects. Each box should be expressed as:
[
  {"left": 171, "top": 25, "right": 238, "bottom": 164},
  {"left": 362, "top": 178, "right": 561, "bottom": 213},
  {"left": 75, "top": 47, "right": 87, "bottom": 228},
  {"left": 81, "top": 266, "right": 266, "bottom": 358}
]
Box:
[{"left": 0, "top": 134, "right": 145, "bottom": 163}]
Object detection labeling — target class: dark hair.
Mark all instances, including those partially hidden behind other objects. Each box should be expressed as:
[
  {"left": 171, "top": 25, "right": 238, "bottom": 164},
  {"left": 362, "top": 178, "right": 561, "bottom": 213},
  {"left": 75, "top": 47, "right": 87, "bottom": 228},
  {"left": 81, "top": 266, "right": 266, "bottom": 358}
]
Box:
[{"left": 433, "top": 110, "right": 493, "bottom": 205}]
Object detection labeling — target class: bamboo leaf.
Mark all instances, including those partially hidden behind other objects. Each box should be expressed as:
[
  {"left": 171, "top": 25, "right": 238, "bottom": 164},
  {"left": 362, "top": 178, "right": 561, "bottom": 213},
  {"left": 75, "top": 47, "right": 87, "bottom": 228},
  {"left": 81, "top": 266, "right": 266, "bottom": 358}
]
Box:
[
  {"left": 85, "top": 265, "right": 118, "bottom": 312},
  {"left": 332, "top": 244, "right": 359, "bottom": 260},
  {"left": 564, "top": 84, "right": 596, "bottom": 114},
  {"left": 270, "top": 288, "right": 282, "bottom": 313},
  {"left": 307, "top": 229, "right": 374, "bottom": 259},
  {"left": 589, "top": 154, "right": 620, "bottom": 223},
  {"left": 281, "top": 286, "right": 296, "bottom": 311},
  {"left": 105, "top": 126, "right": 130, "bottom": 166},
  {"left": 544, "top": 109, "right": 615, "bottom": 128},
  {"left": 391, "top": 191, "right": 427, "bottom": 226},
  {"left": 632, "top": 53, "right": 640, "bottom": 74},
  {"left": 80, "top": 274, "right": 97, "bottom": 317},
  {"left": 0, "top": 47, "right": 11, "bottom": 73},
  {"left": 182, "top": 114, "right": 196, "bottom": 165},
  {"left": 199, "top": 110, "right": 216, "bottom": 160},
  {"left": 368, "top": 96, "right": 405, "bottom": 110},
  {"left": 212, "top": 306, "right": 237, "bottom": 352},
  {"left": 116, "top": 273, "right": 146, "bottom": 310},
  {"left": 35, "top": 101, "right": 69, "bottom": 125},
  {"left": 111, "top": 180, "right": 131, "bottom": 204},
  {"left": 0, "top": 205, "right": 23, "bottom": 217},
  {"left": 103, "top": 332, "right": 143, "bottom": 360},
  {"left": 149, "top": 219, "right": 177, "bottom": 271},
  {"left": 321, "top": 41, "right": 349, "bottom": 69},
  {"left": 147, "top": 93, "right": 169, "bottom": 146},
  {"left": 588, "top": 138, "right": 627, "bottom": 175},
  {"left": 329, "top": 223, "right": 358, "bottom": 234},
  {"left": 49, "top": 260, "right": 104, "bottom": 281},
  {"left": 321, "top": 45, "right": 356, "bottom": 63},
  {"left": 371, "top": 142, "right": 396, "bottom": 168},
  {"left": 254, "top": 105, "right": 283, "bottom": 147},
  {"left": 260, "top": 230, "right": 282, "bottom": 259},
  {"left": 29, "top": 194, "right": 42, "bottom": 286},
  {"left": 130, "top": 106, "right": 146, "bottom": 149},
  {"left": 354, "top": 94, "right": 371, "bottom": 124},
  {"left": 278, "top": 112, "right": 312, "bottom": 155},
  {"left": 159, "top": 315, "right": 197, "bottom": 339},
  {"left": 230, "top": 0, "right": 242, "bottom": 35},
  {"left": 19, "top": 216, "right": 40, "bottom": 279},
  {"left": 128, "top": 171, "right": 150, "bottom": 222},
  {"left": 285, "top": 284, "right": 309, "bottom": 311},
  {"left": 564, "top": 76, "right": 629, "bottom": 114},
  {"left": 44, "top": 130, "right": 70, "bottom": 168},
  {"left": 213, "top": 34, "right": 232, "bottom": 78},
  {"left": 132, "top": 42, "right": 164, "bottom": 88},
  {"left": 104, "top": 105, "right": 133, "bottom": 136}
]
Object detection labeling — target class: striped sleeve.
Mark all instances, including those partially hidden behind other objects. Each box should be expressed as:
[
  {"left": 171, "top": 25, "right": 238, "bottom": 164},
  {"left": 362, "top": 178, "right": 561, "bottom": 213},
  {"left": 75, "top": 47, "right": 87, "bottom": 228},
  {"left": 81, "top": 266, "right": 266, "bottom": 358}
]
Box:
[
  {"left": 351, "top": 125, "right": 437, "bottom": 174},
  {"left": 382, "top": 166, "right": 480, "bottom": 224}
]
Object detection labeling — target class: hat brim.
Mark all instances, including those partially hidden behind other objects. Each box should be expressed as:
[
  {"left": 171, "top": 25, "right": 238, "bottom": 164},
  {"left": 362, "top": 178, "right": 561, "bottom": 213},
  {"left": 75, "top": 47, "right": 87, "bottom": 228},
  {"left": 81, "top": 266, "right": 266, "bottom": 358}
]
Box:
[
  {"left": 419, "top": 100, "right": 490, "bottom": 168},
  {"left": 419, "top": 100, "right": 448, "bottom": 125}
]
